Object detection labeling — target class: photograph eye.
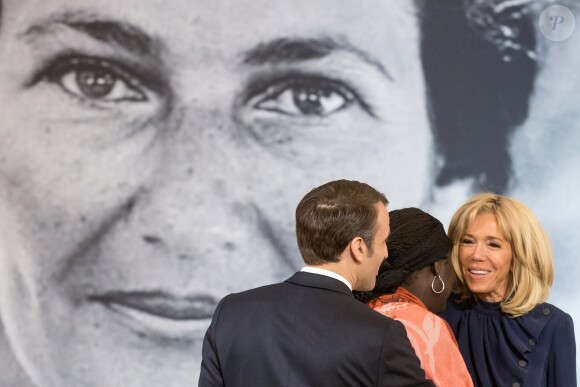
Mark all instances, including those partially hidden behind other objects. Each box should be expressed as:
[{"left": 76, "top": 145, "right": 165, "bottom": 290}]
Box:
[
  {"left": 40, "top": 56, "right": 148, "bottom": 103},
  {"left": 252, "top": 76, "right": 360, "bottom": 118}
]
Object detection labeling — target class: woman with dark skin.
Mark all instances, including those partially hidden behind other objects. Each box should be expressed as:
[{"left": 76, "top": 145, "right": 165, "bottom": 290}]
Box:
[{"left": 356, "top": 208, "right": 473, "bottom": 387}]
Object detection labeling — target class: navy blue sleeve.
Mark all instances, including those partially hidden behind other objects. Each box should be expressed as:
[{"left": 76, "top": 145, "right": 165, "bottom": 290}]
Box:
[{"left": 547, "top": 312, "right": 577, "bottom": 387}]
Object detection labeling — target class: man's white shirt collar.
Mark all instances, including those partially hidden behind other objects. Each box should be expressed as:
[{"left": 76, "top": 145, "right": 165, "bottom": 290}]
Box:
[{"left": 300, "top": 266, "right": 353, "bottom": 291}]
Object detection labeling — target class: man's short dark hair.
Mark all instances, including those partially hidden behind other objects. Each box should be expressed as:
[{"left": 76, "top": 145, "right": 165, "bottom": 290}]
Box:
[{"left": 295, "top": 179, "right": 388, "bottom": 265}]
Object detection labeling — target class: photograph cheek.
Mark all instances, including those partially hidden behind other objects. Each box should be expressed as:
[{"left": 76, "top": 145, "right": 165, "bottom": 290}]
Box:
[
  {"left": 24, "top": 100, "right": 159, "bottom": 149},
  {"left": 244, "top": 113, "right": 379, "bottom": 174}
]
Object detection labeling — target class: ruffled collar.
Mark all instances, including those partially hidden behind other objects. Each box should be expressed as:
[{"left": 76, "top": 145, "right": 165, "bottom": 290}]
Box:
[
  {"left": 468, "top": 298, "right": 551, "bottom": 346},
  {"left": 446, "top": 296, "right": 558, "bottom": 385}
]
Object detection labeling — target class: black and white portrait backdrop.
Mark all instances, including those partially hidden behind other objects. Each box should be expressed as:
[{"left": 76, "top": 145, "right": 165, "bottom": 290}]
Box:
[{"left": 0, "top": 0, "right": 578, "bottom": 386}]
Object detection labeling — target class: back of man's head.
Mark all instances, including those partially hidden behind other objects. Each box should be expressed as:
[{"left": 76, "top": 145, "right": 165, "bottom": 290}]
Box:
[{"left": 296, "top": 180, "right": 388, "bottom": 265}]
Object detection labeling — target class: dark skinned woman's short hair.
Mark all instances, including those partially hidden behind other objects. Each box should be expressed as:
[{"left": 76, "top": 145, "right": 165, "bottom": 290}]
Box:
[
  {"left": 296, "top": 179, "right": 388, "bottom": 265},
  {"left": 355, "top": 207, "right": 451, "bottom": 304}
]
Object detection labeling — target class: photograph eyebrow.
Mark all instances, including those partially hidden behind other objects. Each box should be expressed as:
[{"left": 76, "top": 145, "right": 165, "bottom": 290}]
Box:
[
  {"left": 241, "top": 36, "right": 394, "bottom": 81},
  {"left": 20, "top": 10, "right": 164, "bottom": 60}
]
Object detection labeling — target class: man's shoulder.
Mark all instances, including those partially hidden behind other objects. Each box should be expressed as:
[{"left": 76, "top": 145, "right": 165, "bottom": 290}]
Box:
[
  {"left": 224, "top": 271, "right": 349, "bottom": 302},
  {"left": 218, "top": 275, "right": 403, "bottom": 329},
  {"left": 223, "top": 281, "right": 288, "bottom": 302}
]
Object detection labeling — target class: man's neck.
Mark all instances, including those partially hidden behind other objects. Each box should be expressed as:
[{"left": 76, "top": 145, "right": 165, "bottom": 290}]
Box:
[{"left": 303, "top": 264, "right": 354, "bottom": 290}]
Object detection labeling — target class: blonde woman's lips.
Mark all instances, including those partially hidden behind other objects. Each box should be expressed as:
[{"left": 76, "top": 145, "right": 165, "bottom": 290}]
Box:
[{"left": 468, "top": 269, "right": 490, "bottom": 276}]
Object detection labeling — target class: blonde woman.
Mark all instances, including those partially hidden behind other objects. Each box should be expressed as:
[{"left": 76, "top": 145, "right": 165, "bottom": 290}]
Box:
[{"left": 443, "top": 193, "right": 576, "bottom": 387}]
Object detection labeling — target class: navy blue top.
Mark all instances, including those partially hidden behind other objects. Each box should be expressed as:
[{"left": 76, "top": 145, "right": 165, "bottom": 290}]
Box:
[{"left": 443, "top": 297, "right": 576, "bottom": 387}]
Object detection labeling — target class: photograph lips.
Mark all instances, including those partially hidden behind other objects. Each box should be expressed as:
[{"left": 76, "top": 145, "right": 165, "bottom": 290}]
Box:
[{"left": 90, "top": 290, "right": 218, "bottom": 320}]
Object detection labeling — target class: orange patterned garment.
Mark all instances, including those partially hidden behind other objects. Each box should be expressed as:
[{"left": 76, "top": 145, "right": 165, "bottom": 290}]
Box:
[{"left": 369, "top": 287, "right": 473, "bottom": 387}]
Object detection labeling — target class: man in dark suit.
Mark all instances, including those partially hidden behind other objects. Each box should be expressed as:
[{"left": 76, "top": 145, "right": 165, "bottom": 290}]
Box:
[{"left": 199, "top": 179, "right": 434, "bottom": 386}]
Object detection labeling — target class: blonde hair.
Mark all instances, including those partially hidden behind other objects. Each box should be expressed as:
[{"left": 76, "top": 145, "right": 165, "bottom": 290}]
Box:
[{"left": 448, "top": 193, "right": 553, "bottom": 317}]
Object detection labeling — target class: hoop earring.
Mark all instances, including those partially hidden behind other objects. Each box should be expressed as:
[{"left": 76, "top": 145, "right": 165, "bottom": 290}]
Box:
[{"left": 431, "top": 275, "right": 445, "bottom": 294}]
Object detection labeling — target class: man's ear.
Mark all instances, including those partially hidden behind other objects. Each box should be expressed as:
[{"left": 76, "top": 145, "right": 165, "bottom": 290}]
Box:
[{"left": 349, "top": 236, "right": 367, "bottom": 264}]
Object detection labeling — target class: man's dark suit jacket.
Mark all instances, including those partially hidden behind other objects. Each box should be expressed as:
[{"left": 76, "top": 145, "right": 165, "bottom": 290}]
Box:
[{"left": 199, "top": 271, "right": 434, "bottom": 387}]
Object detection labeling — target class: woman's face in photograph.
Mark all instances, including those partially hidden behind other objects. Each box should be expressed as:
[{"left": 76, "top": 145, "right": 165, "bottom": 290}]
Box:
[{"left": 0, "top": 0, "right": 434, "bottom": 385}]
